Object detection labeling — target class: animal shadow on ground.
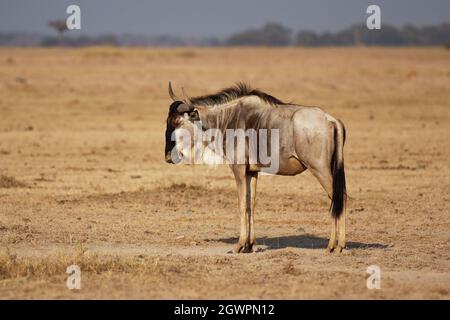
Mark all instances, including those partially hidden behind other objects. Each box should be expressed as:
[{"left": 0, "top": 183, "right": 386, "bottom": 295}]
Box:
[{"left": 216, "top": 234, "right": 388, "bottom": 251}]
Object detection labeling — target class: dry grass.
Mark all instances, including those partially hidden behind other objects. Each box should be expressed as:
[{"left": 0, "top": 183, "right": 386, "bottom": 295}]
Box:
[{"left": 0, "top": 246, "right": 160, "bottom": 280}]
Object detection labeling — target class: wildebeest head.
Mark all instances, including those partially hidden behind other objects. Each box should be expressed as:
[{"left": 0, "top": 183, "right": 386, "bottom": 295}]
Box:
[{"left": 165, "top": 82, "right": 200, "bottom": 164}]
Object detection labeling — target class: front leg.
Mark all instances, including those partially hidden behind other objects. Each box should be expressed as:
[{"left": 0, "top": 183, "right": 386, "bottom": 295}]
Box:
[
  {"left": 231, "top": 165, "right": 253, "bottom": 253},
  {"left": 247, "top": 171, "right": 258, "bottom": 250}
]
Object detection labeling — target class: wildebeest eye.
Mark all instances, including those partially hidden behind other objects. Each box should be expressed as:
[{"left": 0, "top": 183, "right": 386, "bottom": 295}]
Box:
[{"left": 189, "top": 110, "right": 199, "bottom": 120}]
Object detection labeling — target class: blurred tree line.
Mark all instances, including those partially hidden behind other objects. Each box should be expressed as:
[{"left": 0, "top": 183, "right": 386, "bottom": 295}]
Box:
[
  {"left": 295, "top": 23, "right": 450, "bottom": 46},
  {"left": 228, "top": 22, "right": 450, "bottom": 46},
  {"left": 1, "top": 22, "right": 449, "bottom": 47}
]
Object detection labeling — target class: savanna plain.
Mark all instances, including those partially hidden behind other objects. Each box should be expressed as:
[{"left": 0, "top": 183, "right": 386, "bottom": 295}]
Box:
[{"left": 0, "top": 47, "right": 449, "bottom": 299}]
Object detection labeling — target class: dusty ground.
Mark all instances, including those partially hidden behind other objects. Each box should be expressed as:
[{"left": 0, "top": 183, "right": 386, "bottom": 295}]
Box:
[{"left": 0, "top": 47, "right": 449, "bottom": 299}]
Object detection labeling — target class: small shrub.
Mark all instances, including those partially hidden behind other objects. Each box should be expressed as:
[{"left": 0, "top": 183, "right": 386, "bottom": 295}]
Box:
[{"left": 0, "top": 175, "right": 27, "bottom": 188}]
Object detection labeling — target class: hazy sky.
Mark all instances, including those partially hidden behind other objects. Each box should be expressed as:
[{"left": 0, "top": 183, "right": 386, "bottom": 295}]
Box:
[{"left": 1, "top": 0, "right": 449, "bottom": 36}]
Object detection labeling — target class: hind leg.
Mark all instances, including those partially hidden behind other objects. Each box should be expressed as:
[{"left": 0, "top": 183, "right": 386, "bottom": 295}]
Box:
[
  {"left": 307, "top": 166, "right": 339, "bottom": 252},
  {"left": 328, "top": 216, "right": 337, "bottom": 252},
  {"left": 336, "top": 201, "right": 346, "bottom": 252},
  {"left": 313, "top": 166, "right": 347, "bottom": 253}
]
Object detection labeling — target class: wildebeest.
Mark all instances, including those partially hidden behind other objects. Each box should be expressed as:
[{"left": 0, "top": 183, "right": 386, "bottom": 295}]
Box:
[{"left": 165, "top": 82, "right": 347, "bottom": 253}]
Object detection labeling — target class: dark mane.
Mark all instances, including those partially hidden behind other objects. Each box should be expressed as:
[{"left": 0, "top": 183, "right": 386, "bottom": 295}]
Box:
[{"left": 190, "top": 83, "right": 288, "bottom": 107}]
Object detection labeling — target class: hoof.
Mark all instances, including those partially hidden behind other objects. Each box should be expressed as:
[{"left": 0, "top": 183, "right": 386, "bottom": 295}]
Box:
[
  {"left": 326, "top": 243, "right": 336, "bottom": 253},
  {"left": 232, "top": 243, "right": 244, "bottom": 253},
  {"left": 326, "top": 245, "right": 346, "bottom": 254},
  {"left": 334, "top": 245, "right": 345, "bottom": 254},
  {"left": 232, "top": 242, "right": 255, "bottom": 254}
]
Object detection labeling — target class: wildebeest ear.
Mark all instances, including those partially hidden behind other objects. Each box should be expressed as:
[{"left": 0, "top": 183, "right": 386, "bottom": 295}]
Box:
[{"left": 176, "top": 103, "right": 193, "bottom": 114}]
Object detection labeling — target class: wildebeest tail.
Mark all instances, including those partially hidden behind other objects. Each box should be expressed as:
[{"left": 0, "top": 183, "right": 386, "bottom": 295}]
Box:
[{"left": 330, "top": 119, "right": 347, "bottom": 219}]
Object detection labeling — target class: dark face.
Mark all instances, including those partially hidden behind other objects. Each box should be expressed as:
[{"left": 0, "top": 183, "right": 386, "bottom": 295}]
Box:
[{"left": 164, "top": 101, "right": 200, "bottom": 164}]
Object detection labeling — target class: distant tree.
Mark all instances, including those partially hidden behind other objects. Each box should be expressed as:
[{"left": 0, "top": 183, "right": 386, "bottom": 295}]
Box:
[
  {"left": 420, "top": 23, "right": 450, "bottom": 45},
  {"left": 352, "top": 27, "right": 362, "bottom": 46},
  {"left": 361, "top": 24, "right": 406, "bottom": 46},
  {"left": 402, "top": 24, "right": 420, "bottom": 45},
  {"left": 48, "top": 20, "right": 67, "bottom": 45},
  {"left": 295, "top": 31, "right": 319, "bottom": 46},
  {"left": 226, "top": 23, "right": 292, "bottom": 46}
]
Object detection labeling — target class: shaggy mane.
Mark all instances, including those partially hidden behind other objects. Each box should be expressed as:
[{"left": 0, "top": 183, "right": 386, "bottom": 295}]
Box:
[{"left": 190, "top": 83, "right": 288, "bottom": 107}]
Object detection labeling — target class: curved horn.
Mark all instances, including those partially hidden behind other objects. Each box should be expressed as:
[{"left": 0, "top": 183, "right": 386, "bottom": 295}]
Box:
[
  {"left": 176, "top": 103, "right": 193, "bottom": 114},
  {"left": 168, "top": 81, "right": 178, "bottom": 101},
  {"left": 181, "top": 87, "right": 193, "bottom": 106}
]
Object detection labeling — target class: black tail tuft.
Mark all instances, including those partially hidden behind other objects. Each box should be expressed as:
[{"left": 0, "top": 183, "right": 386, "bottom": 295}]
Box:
[
  {"left": 330, "top": 123, "right": 347, "bottom": 219},
  {"left": 331, "top": 161, "right": 346, "bottom": 218}
]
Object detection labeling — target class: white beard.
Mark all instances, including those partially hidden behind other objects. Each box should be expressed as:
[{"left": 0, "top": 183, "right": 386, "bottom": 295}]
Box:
[{"left": 201, "top": 145, "right": 227, "bottom": 166}]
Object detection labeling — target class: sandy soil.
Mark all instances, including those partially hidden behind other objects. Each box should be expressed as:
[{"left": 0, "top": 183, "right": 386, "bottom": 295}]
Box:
[{"left": 0, "top": 47, "right": 449, "bottom": 299}]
